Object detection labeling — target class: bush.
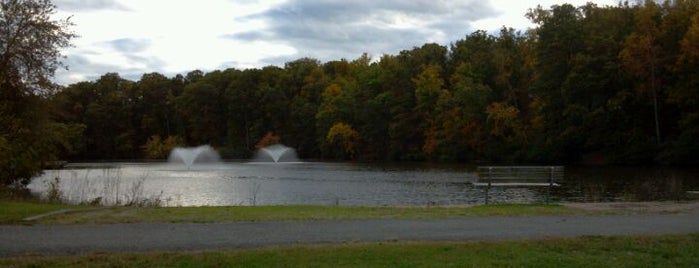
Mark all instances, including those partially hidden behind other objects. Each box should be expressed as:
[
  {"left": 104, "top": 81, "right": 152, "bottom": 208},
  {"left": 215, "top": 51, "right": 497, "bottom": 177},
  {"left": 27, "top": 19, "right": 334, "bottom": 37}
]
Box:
[{"left": 142, "top": 135, "right": 184, "bottom": 159}]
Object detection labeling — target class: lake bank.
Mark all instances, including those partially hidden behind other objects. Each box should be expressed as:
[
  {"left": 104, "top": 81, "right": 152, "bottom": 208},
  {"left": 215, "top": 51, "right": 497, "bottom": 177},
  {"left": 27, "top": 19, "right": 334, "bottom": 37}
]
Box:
[{"left": 4, "top": 200, "right": 698, "bottom": 225}]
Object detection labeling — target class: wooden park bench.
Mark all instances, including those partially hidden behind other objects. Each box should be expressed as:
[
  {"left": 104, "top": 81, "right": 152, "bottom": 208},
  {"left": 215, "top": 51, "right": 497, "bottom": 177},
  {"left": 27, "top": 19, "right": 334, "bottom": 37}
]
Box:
[{"left": 474, "top": 166, "right": 564, "bottom": 204}]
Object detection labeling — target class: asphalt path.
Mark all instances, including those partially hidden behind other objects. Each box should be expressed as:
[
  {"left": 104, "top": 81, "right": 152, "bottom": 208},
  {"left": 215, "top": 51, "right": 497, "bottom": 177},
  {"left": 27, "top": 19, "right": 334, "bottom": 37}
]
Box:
[{"left": 2, "top": 212, "right": 699, "bottom": 257}]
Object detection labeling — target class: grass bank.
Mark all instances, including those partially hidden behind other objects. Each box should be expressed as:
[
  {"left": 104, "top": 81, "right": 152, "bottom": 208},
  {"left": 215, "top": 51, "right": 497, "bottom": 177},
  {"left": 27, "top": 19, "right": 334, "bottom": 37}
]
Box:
[
  {"left": 2, "top": 234, "right": 698, "bottom": 267},
  {"left": 19, "top": 203, "right": 599, "bottom": 224},
  {"left": 0, "top": 201, "right": 85, "bottom": 224}
]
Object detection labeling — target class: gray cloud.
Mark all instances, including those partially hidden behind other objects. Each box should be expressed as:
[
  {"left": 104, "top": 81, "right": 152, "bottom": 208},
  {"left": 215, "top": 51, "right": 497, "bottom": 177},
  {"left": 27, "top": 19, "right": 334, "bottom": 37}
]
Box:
[
  {"left": 56, "top": 54, "right": 141, "bottom": 84},
  {"left": 106, "top": 38, "right": 151, "bottom": 53},
  {"left": 54, "top": 0, "right": 130, "bottom": 11},
  {"left": 56, "top": 44, "right": 168, "bottom": 85},
  {"left": 228, "top": 0, "right": 499, "bottom": 63},
  {"left": 54, "top": 1, "right": 503, "bottom": 85}
]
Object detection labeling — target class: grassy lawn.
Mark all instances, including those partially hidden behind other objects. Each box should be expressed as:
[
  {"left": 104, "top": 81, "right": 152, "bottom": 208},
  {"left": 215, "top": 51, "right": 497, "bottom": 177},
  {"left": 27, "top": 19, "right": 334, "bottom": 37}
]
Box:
[
  {"left": 20, "top": 203, "right": 601, "bottom": 224},
  {"left": 2, "top": 234, "right": 698, "bottom": 267},
  {"left": 0, "top": 201, "right": 85, "bottom": 224}
]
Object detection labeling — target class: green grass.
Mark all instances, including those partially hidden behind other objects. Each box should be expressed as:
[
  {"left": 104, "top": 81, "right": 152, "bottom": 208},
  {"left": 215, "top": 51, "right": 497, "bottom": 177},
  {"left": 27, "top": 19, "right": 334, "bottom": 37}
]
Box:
[
  {"left": 0, "top": 201, "right": 84, "bottom": 224},
  {"left": 33, "top": 203, "right": 595, "bottom": 224},
  {"left": 2, "top": 234, "right": 698, "bottom": 267}
]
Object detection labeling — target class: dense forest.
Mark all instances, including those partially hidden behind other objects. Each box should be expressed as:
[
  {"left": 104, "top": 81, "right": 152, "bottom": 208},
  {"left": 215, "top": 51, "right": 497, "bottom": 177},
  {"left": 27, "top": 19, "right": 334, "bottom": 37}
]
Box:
[{"left": 47, "top": 1, "right": 699, "bottom": 166}]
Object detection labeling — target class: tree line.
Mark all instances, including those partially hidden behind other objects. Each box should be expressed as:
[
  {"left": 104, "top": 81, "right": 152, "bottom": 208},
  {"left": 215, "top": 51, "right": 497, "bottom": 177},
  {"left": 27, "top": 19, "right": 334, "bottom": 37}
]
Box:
[
  {"left": 47, "top": 1, "right": 699, "bottom": 166},
  {"left": 3, "top": 1, "right": 699, "bottom": 187}
]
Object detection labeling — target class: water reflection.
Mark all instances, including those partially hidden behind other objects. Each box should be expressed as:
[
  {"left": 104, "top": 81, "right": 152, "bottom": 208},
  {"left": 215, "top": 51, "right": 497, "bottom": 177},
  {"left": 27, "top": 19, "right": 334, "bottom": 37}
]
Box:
[
  {"left": 560, "top": 167, "right": 699, "bottom": 202},
  {"left": 28, "top": 162, "right": 699, "bottom": 206}
]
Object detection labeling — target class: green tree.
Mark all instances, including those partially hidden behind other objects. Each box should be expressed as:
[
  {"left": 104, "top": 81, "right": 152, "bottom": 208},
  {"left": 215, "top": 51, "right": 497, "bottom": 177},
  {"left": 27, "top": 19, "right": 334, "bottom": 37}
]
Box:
[
  {"left": 0, "top": 0, "right": 75, "bottom": 185},
  {"left": 662, "top": 0, "right": 699, "bottom": 164},
  {"left": 225, "top": 68, "right": 262, "bottom": 157},
  {"left": 527, "top": 3, "right": 586, "bottom": 162},
  {"left": 283, "top": 59, "right": 326, "bottom": 157},
  {"left": 50, "top": 81, "right": 93, "bottom": 158},
  {"left": 570, "top": 3, "right": 635, "bottom": 163},
  {"left": 448, "top": 62, "right": 493, "bottom": 161},
  {"left": 350, "top": 55, "right": 390, "bottom": 160},
  {"left": 142, "top": 135, "right": 183, "bottom": 159},
  {"left": 85, "top": 73, "right": 136, "bottom": 158},
  {"left": 450, "top": 31, "right": 497, "bottom": 89},
  {"left": 176, "top": 71, "right": 231, "bottom": 146},
  {"left": 385, "top": 44, "right": 448, "bottom": 160},
  {"left": 134, "top": 72, "right": 177, "bottom": 145}
]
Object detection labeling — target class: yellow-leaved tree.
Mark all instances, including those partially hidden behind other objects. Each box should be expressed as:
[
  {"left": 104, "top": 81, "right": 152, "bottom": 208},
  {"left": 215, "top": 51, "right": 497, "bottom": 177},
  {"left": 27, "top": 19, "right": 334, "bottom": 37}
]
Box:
[{"left": 326, "top": 122, "right": 359, "bottom": 159}]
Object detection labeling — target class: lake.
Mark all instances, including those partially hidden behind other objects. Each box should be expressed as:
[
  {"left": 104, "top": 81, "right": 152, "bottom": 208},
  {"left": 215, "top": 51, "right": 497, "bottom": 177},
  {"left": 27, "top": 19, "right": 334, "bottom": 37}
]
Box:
[{"left": 28, "top": 162, "right": 699, "bottom": 207}]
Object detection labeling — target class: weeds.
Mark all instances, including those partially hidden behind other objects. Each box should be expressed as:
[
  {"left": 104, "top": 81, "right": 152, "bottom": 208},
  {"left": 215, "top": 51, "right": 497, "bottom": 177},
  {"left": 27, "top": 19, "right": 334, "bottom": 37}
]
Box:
[
  {"left": 35, "top": 168, "right": 163, "bottom": 207},
  {"left": 45, "top": 177, "right": 63, "bottom": 203},
  {"left": 124, "top": 176, "right": 163, "bottom": 207},
  {"left": 101, "top": 168, "right": 123, "bottom": 205},
  {"left": 248, "top": 181, "right": 261, "bottom": 206}
]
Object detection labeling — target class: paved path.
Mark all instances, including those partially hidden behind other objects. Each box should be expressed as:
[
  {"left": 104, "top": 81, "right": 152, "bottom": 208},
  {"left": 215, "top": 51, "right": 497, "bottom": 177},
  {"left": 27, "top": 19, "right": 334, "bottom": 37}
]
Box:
[{"left": 2, "top": 213, "right": 699, "bottom": 257}]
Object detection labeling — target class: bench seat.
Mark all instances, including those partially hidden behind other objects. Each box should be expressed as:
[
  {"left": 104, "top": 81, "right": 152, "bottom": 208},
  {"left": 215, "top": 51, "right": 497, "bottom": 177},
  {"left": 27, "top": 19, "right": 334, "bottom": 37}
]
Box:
[
  {"left": 475, "top": 166, "right": 564, "bottom": 204},
  {"left": 472, "top": 182, "right": 561, "bottom": 187}
]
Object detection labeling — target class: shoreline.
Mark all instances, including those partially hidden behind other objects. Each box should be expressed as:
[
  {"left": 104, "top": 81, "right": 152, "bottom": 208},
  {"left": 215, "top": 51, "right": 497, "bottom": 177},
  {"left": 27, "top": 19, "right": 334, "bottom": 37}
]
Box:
[
  {"left": 562, "top": 200, "right": 699, "bottom": 213},
  {"left": 9, "top": 200, "right": 699, "bottom": 225}
]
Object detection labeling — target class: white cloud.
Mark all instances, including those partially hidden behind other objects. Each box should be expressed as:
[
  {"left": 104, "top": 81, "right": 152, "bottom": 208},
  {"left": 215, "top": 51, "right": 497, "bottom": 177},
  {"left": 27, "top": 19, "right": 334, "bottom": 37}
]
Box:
[
  {"left": 54, "top": 0, "right": 130, "bottom": 11},
  {"left": 471, "top": 0, "right": 620, "bottom": 32},
  {"left": 53, "top": 0, "right": 620, "bottom": 85},
  {"left": 55, "top": 0, "right": 288, "bottom": 84}
]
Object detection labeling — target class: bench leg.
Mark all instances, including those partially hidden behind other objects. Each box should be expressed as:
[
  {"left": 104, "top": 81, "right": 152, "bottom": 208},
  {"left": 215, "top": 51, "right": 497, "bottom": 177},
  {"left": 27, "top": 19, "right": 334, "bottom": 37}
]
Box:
[
  {"left": 546, "top": 167, "right": 553, "bottom": 204},
  {"left": 485, "top": 182, "right": 491, "bottom": 205},
  {"left": 485, "top": 169, "right": 492, "bottom": 204}
]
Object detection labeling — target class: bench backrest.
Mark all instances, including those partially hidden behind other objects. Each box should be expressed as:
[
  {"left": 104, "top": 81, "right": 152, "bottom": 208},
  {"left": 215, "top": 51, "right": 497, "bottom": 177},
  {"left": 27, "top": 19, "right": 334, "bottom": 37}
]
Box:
[{"left": 477, "top": 166, "right": 564, "bottom": 183}]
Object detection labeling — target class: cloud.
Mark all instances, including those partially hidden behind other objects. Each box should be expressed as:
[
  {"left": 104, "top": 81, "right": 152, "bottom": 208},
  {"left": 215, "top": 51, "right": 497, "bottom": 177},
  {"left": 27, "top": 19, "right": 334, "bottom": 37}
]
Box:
[
  {"left": 56, "top": 53, "right": 143, "bottom": 84},
  {"left": 228, "top": 0, "right": 500, "bottom": 63},
  {"left": 105, "top": 38, "right": 151, "bottom": 53},
  {"left": 53, "top": 0, "right": 504, "bottom": 85},
  {"left": 56, "top": 38, "right": 167, "bottom": 85},
  {"left": 53, "top": 0, "right": 130, "bottom": 11}
]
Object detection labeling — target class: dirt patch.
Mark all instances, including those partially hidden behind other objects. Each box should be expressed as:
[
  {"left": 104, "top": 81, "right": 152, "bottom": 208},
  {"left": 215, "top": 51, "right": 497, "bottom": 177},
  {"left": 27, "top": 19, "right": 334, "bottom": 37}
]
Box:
[{"left": 564, "top": 201, "right": 699, "bottom": 214}]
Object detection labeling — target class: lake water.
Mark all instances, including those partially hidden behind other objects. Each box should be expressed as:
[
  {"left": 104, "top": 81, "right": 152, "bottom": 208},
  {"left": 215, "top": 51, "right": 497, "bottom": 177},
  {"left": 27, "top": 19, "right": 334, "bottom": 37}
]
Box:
[{"left": 28, "top": 162, "right": 699, "bottom": 207}]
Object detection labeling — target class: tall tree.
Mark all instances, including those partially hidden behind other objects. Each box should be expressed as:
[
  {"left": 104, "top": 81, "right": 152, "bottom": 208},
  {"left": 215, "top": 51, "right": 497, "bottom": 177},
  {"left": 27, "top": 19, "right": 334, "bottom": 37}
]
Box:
[
  {"left": 387, "top": 44, "right": 448, "bottom": 160},
  {"left": 284, "top": 59, "right": 326, "bottom": 157},
  {"left": 662, "top": 0, "right": 699, "bottom": 164},
  {"left": 175, "top": 70, "right": 233, "bottom": 147},
  {"left": 134, "top": 72, "right": 176, "bottom": 141},
  {"left": 620, "top": 1, "right": 663, "bottom": 146},
  {"left": 86, "top": 73, "right": 136, "bottom": 158},
  {"left": 413, "top": 64, "right": 444, "bottom": 159},
  {"left": 0, "top": 0, "right": 75, "bottom": 185},
  {"left": 527, "top": 4, "right": 586, "bottom": 162}
]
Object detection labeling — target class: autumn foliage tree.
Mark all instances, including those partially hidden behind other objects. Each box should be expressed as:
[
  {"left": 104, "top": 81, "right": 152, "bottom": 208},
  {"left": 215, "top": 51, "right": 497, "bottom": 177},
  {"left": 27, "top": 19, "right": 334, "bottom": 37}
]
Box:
[
  {"left": 142, "top": 135, "right": 184, "bottom": 159},
  {"left": 45, "top": 1, "right": 699, "bottom": 166},
  {"left": 255, "top": 132, "right": 281, "bottom": 149},
  {"left": 326, "top": 122, "right": 359, "bottom": 159}
]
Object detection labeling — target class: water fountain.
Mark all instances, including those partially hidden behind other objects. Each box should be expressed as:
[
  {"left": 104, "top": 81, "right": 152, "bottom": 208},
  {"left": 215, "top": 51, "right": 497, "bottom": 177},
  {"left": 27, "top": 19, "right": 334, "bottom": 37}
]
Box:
[
  {"left": 168, "top": 145, "right": 221, "bottom": 168},
  {"left": 254, "top": 144, "right": 299, "bottom": 163}
]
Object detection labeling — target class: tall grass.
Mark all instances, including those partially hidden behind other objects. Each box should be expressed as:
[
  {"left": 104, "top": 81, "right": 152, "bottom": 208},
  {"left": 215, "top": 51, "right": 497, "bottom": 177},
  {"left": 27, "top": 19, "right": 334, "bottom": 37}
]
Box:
[
  {"left": 37, "top": 168, "right": 162, "bottom": 207},
  {"left": 248, "top": 180, "right": 261, "bottom": 206}
]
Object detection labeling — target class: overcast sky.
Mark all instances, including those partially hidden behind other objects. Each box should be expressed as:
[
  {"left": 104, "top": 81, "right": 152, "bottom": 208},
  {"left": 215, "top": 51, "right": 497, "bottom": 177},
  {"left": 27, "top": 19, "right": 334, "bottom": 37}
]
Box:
[{"left": 52, "top": 0, "right": 618, "bottom": 85}]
